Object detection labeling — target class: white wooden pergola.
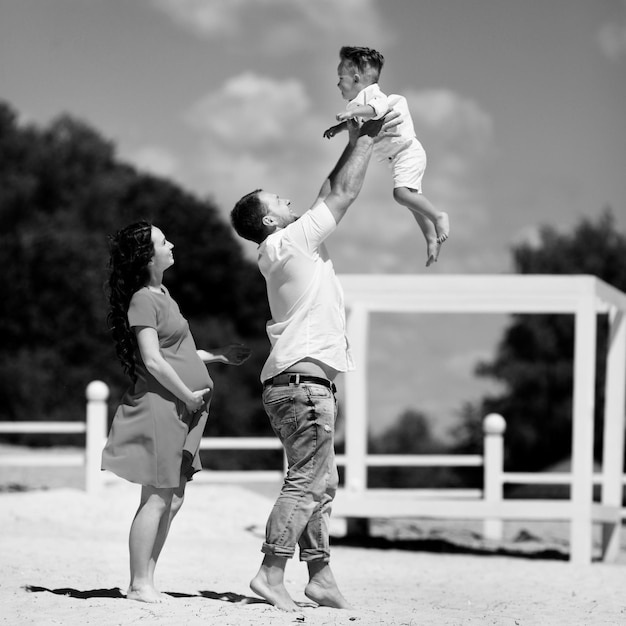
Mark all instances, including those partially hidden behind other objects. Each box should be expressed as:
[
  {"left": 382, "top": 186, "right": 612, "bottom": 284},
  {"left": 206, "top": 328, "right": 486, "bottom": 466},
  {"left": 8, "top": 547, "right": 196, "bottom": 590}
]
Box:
[{"left": 337, "top": 274, "right": 626, "bottom": 564}]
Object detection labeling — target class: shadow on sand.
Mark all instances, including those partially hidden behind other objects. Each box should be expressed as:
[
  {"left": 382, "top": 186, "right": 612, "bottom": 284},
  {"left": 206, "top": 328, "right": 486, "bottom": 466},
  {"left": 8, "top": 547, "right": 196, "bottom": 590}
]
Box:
[
  {"left": 331, "top": 534, "right": 570, "bottom": 561},
  {"left": 24, "top": 585, "right": 267, "bottom": 604},
  {"left": 24, "top": 586, "right": 126, "bottom": 599}
]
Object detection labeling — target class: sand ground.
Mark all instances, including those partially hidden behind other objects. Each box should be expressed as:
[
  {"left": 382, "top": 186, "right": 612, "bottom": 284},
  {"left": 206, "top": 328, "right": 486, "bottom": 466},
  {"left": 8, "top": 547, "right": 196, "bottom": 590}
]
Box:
[{"left": 0, "top": 447, "right": 624, "bottom": 625}]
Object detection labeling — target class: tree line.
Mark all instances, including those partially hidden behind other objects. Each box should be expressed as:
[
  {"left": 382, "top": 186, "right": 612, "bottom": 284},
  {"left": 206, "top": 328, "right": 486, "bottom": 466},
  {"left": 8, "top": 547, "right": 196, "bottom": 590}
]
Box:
[
  {"left": 0, "top": 101, "right": 274, "bottom": 467},
  {"left": 372, "top": 210, "right": 626, "bottom": 488}
]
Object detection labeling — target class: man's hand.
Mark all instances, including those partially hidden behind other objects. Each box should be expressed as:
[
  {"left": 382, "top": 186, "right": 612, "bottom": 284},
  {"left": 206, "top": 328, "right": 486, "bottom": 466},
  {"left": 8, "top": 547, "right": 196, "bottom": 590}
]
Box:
[
  {"left": 379, "top": 109, "right": 402, "bottom": 138},
  {"left": 220, "top": 343, "right": 251, "bottom": 365},
  {"left": 197, "top": 344, "right": 251, "bottom": 365},
  {"left": 359, "top": 108, "right": 402, "bottom": 140}
]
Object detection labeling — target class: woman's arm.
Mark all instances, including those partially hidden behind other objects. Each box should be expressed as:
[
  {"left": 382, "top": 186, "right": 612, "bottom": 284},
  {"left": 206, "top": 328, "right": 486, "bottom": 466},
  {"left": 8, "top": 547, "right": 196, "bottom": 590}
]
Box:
[
  {"left": 136, "top": 326, "right": 210, "bottom": 413},
  {"left": 197, "top": 343, "right": 251, "bottom": 365}
]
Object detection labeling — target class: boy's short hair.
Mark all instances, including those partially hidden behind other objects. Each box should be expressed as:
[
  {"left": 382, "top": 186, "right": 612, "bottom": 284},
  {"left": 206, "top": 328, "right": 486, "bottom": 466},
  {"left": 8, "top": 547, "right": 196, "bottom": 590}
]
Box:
[
  {"left": 230, "top": 189, "right": 268, "bottom": 244},
  {"left": 340, "top": 46, "right": 385, "bottom": 83}
]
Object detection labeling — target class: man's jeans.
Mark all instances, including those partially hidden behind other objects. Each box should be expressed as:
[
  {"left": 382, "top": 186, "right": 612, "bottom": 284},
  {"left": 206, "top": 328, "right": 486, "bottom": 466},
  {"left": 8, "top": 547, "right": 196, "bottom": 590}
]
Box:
[{"left": 261, "top": 381, "right": 339, "bottom": 562}]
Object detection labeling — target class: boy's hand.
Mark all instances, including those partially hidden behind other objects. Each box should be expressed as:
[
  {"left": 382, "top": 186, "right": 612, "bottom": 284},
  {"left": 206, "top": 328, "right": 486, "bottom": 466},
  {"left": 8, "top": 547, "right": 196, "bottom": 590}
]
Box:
[
  {"left": 336, "top": 111, "right": 355, "bottom": 123},
  {"left": 323, "top": 124, "right": 342, "bottom": 139}
]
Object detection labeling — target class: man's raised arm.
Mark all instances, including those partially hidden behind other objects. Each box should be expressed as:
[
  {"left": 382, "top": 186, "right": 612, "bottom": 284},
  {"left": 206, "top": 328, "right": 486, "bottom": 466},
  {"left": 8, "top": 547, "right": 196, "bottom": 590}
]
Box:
[{"left": 316, "top": 111, "right": 401, "bottom": 225}]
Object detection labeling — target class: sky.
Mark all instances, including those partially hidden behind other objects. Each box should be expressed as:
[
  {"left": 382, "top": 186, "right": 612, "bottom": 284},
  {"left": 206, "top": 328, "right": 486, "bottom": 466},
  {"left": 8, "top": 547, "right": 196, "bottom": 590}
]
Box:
[{"left": 2, "top": 0, "right": 625, "bottom": 438}]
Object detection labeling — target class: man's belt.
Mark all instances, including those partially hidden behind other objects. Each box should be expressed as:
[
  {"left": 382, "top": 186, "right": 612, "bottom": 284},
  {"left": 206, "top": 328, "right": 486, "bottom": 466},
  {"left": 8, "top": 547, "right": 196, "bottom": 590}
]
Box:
[{"left": 263, "top": 374, "right": 336, "bottom": 393}]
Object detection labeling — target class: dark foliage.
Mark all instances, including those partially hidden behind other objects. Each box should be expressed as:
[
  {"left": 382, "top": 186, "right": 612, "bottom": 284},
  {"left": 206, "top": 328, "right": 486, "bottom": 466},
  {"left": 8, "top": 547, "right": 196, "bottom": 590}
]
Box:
[
  {"left": 0, "top": 101, "right": 271, "bottom": 450},
  {"left": 453, "top": 210, "right": 626, "bottom": 472},
  {"left": 367, "top": 409, "right": 471, "bottom": 488}
]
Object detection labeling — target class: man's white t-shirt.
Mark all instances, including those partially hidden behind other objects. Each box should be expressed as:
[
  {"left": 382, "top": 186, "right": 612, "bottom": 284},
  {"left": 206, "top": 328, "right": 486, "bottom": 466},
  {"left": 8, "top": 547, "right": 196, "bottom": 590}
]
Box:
[{"left": 257, "top": 202, "right": 355, "bottom": 382}]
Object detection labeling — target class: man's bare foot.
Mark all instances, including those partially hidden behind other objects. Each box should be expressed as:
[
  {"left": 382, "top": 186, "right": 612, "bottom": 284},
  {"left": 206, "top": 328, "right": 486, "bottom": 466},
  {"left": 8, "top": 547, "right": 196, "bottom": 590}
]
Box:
[
  {"left": 250, "top": 572, "right": 299, "bottom": 612},
  {"left": 305, "top": 562, "right": 352, "bottom": 609},
  {"left": 305, "top": 580, "right": 352, "bottom": 609},
  {"left": 435, "top": 212, "right": 450, "bottom": 244},
  {"left": 426, "top": 239, "right": 441, "bottom": 267},
  {"left": 126, "top": 584, "right": 163, "bottom": 603}
]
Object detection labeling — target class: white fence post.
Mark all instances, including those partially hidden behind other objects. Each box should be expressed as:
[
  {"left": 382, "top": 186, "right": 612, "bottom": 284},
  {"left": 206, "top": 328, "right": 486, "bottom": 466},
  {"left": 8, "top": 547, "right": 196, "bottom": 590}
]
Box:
[
  {"left": 600, "top": 307, "right": 626, "bottom": 560},
  {"left": 483, "top": 413, "right": 506, "bottom": 540},
  {"left": 344, "top": 303, "right": 369, "bottom": 495},
  {"left": 85, "top": 381, "right": 109, "bottom": 494},
  {"left": 570, "top": 295, "right": 597, "bottom": 564}
]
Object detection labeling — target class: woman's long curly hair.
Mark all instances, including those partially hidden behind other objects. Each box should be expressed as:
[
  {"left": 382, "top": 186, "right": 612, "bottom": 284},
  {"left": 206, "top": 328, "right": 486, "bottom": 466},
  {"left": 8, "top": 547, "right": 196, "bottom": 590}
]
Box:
[{"left": 106, "top": 221, "right": 154, "bottom": 383}]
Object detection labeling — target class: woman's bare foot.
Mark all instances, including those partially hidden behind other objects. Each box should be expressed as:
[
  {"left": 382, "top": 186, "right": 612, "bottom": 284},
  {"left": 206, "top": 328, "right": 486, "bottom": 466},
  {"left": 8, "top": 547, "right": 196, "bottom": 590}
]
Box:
[
  {"left": 126, "top": 584, "right": 163, "bottom": 603},
  {"left": 305, "top": 562, "right": 352, "bottom": 609},
  {"left": 250, "top": 571, "right": 299, "bottom": 612},
  {"left": 435, "top": 212, "right": 450, "bottom": 243}
]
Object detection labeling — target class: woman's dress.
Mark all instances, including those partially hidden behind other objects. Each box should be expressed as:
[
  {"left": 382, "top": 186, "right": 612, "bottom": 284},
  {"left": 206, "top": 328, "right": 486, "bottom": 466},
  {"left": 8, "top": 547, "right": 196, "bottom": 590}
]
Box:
[{"left": 102, "top": 286, "right": 212, "bottom": 488}]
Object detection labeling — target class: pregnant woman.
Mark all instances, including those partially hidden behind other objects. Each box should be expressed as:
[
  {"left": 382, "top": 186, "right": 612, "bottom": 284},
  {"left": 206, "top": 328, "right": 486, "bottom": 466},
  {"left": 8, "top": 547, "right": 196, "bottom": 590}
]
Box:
[{"left": 102, "top": 221, "right": 248, "bottom": 603}]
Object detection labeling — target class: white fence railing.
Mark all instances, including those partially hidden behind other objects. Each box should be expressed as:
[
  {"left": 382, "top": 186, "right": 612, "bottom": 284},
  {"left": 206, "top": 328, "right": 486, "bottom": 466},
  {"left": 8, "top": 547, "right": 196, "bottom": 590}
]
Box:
[
  {"left": 0, "top": 381, "right": 110, "bottom": 493},
  {"left": 2, "top": 382, "right": 624, "bottom": 500},
  {"left": 0, "top": 381, "right": 286, "bottom": 492},
  {"left": 1, "top": 381, "right": 624, "bottom": 563}
]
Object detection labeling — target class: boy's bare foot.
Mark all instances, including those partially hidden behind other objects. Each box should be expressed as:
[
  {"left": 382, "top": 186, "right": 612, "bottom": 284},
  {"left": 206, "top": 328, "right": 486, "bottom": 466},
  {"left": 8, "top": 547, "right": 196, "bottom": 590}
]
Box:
[
  {"left": 305, "top": 562, "right": 352, "bottom": 609},
  {"left": 250, "top": 572, "right": 299, "bottom": 612},
  {"left": 426, "top": 239, "right": 441, "bottom": 267},
  {"left": 435, "top": 212, "right": 450, "bottom": 244},
  {"left": 126, "top": 584, "right": 163, "bottom": 603}
]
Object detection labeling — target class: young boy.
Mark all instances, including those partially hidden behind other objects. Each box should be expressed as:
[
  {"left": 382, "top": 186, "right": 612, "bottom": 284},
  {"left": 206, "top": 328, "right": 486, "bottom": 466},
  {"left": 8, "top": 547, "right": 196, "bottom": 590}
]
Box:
[{"left": 323, "top": 46, "right": 449, "bottom": 266}]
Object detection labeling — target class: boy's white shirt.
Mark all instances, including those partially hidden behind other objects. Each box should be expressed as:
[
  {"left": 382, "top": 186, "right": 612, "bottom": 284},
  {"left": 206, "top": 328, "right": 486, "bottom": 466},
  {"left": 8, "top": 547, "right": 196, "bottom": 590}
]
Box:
[
  {"left": 346, "top": 83, "right": 389, "bottom": 120},
  {"left": 347, "top": 84, "right": 417, "bottom": 161}
]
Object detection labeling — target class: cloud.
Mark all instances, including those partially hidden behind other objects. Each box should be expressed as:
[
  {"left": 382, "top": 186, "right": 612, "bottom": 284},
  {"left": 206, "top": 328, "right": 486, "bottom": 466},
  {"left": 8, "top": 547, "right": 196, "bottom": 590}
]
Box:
[
  {"left": 150, "top": 0, "right": 387, "bottom": 51},
  {"left": 597, "top": 0, "right": 626, "bottom": 60},
  {"left": 178, "top": 76, "right": 499, "bottom": 272},
  {"left": 150, "top": 0, "right": 250, "bottom": 36},
  {"left": 444, "top": 347, "right": 494, "bottom": 380},
  {"left": 407, "top": 88, "right": 496, "bottom": 161},
  {"left": 598, "top": 22, "right": 626, "bottom": 60},
  {"left": 126, "top": 145, "right": 180, "bottom": 178},
  {"left": 181, "top": 72, "right": 333, "bottom": 219},
  {"left": 185, "top": 73, "right": 311, "bottom": 149}
]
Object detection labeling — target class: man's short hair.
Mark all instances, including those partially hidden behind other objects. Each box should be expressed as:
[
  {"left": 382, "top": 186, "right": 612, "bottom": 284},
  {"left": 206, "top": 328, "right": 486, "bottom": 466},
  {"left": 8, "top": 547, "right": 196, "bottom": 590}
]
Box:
[
  {"left": 340, "top": 46, "right": 385, "bottom": 82},
  {"left": 230, "top": 189, "right": 268, "bottom": 244}
]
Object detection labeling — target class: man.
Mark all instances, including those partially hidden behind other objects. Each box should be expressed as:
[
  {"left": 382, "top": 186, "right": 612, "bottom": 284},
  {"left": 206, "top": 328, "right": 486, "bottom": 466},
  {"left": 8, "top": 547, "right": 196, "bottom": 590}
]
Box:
[{"left": 230, "top": 112, "right": 399, "bottom": 612}]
